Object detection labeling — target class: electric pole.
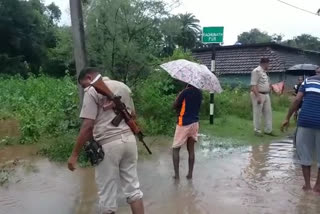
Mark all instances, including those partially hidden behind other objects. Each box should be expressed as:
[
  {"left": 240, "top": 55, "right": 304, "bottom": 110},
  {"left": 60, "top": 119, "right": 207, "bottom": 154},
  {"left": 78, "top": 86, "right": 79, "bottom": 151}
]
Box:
[{"left": 69, "top": 0, "right": 88, "bottom": 104}]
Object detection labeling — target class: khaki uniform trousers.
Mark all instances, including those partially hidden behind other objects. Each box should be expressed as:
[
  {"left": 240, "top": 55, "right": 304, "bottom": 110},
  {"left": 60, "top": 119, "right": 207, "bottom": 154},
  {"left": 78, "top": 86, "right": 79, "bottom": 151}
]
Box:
[
  {"left": 250, "top": 92, "right": 272, "bottom": 133},
  {"left": 96, "top": 133, "right": 143, "bottom": 214}
]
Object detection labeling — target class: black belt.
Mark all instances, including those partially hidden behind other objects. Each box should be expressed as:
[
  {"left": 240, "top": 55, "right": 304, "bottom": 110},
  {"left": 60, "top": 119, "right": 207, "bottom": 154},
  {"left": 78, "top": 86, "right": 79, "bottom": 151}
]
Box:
[{"left": 259, "top": 92, "right": 269, "bottom": 94}]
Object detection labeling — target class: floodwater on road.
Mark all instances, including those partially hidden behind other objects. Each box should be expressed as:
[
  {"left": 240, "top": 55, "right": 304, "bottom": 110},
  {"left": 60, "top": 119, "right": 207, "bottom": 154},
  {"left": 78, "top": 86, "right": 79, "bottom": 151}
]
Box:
[{"left": 0, "top": 136, "right": 320, "bottom": 214}]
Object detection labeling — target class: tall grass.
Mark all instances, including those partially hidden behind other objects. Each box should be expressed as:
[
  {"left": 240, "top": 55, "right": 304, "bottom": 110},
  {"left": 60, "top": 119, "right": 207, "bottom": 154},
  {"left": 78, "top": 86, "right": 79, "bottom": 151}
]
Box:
[
  {"left": 0, "top": 74, "right": 291, "bottom": 162},
  {"left": 0, "top": 75, "right": 80, "bottom": 143},
  {"left": 211, "top": 87, "right": 290, "bottom": 120},
  {"left": 0, "top": 75, "right": 291, "bottom": 142},
  {"left": 134, "top": 72, "right": 179, "bottom": 136}
]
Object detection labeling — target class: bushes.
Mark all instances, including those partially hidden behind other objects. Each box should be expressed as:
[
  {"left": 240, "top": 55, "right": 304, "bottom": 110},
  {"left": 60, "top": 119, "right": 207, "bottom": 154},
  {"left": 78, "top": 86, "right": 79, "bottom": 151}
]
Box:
[
  {"left": 134, "top": 72, "right": 178, "bottom": 136},
  {"left": 0, "top": 54, "right": 28, "bottom": 76},
  {"left": 214, "top": 87, "right": 252, "bottom": 120},
  {"left": 0, "top": 74, "right": 291, "bottom": 143},
  {"left": 0, "top": 75, "right": 80, "bottom": 143},
  {"left": 271, "top": 94, "right": 290, "bottom": 111},
  {"left": 0, "top": 72, "right": 180, "bottom": 142},
  {"left": 212, "top": 87, "right": 290, "bottom": 120}
]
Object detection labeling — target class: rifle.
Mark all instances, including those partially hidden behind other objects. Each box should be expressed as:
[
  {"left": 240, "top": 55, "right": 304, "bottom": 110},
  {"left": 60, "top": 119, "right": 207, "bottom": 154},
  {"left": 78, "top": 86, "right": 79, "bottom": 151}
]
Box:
[{"left": 90, "top": 74, "right": 152, "bottom": 155}]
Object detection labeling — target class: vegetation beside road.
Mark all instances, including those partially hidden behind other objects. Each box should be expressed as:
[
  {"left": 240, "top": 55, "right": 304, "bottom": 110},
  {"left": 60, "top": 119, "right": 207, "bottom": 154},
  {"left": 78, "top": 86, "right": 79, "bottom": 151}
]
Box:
[
  {"left": 0, "top": 74, "right": 294, "bottom": 164},
  {"left": 200, "top": 87, "right": 293, "bottom": 146}
]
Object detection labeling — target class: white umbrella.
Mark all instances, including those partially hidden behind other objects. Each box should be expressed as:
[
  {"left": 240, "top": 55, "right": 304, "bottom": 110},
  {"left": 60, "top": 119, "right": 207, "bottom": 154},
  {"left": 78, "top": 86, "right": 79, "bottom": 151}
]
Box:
[{"left": 160, "top": 59, "right": 222, "bottom": 93}]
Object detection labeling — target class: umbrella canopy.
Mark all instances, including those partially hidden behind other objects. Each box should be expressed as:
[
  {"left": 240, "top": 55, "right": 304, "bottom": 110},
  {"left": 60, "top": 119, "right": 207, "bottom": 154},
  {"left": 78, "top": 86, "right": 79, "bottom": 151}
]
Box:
[
  {"left": 160, "top": 59, "right": 222, "bottom": 93},
  {"left": 287, "top": 64, "right": 319, "bottom": 71}
]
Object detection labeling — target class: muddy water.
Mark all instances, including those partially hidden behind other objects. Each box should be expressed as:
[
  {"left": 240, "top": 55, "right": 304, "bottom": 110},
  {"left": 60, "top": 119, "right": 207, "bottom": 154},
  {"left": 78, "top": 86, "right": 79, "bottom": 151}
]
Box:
[
  {"left": 0, "top": 119, "right": 20, "bottom": 137},
  {"left": 0, "top": 138, "right": 320, "bottom": 214}
]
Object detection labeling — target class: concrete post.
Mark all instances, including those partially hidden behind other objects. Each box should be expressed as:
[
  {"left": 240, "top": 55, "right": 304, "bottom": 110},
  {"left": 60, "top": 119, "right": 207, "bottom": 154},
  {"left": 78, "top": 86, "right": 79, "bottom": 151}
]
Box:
[{"left": 69, "top": 0, "right": 88, "bottom": 105}]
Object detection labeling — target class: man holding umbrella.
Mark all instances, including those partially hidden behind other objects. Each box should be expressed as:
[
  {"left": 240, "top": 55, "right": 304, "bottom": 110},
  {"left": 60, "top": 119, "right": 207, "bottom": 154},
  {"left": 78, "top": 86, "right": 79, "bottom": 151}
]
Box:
[
  {"left": 160, "top": 59, "right": 222, "bottom": 180},
  {"left": 172, "top": 84, "right": 202, "bottom": 179}
]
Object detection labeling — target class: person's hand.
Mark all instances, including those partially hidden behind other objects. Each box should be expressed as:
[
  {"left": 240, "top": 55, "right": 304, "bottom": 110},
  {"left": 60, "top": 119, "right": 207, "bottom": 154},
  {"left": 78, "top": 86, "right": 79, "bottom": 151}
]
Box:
[
  {"left": 281, "top": 119, "right": 289, "bottom": 132},
  {"left": 257, "top": 96, "right": 262, "bottom": 105},
  {"left": 68, "top": 154, "right": 78, "bottom": 171}
]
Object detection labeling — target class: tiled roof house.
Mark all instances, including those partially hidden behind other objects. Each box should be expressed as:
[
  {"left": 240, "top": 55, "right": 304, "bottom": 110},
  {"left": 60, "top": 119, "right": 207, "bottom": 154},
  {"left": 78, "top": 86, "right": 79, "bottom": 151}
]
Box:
[{"left": 192, "top": 43, "right": 320, "bottom": 88}]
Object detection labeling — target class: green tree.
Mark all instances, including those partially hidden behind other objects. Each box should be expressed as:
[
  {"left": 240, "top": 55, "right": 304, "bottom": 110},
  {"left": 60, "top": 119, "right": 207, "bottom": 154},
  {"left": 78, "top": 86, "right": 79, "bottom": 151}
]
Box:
[
  {"left": 237, "top": 29, "right": 320, "bottom": 51},
  {"left": 272, "top": 34, "right": 283, "bottom": 43},
  {"left": 237, "top": 28, "right": 272, "bottom": 44},
  {"left": 86, "top": 0, "right": 168, "bottom": 84},
  {"left": 160, "top": 13, "right": 201, "bottom": 55},
  {"left": 283, "top": 34, "right": 320, "bottom": 51},
  {"left": 44, "top": 26, "right": 75, "bottom": 77},
  {"left": 47, "top": 2, "right": 62, "bottom": 24},
  {"left": 175, "top": 13, "right": 201, "bottom": 52},
  {"left": 160, "top": 16, "right": 181, "bottom": 56},
  {"left": 0, "top": 0, "right": 61, "bottom": 75}
]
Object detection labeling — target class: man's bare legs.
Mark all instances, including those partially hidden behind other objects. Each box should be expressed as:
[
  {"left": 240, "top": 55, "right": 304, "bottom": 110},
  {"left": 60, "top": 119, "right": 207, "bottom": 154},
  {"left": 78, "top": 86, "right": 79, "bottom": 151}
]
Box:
[
  {"left": 313, "top": 168, "right": 320, "bottom": 193},
  {"left": 130, "top": 199, "right": 144, "bottom": 214},
  {"left": 172, "top": 138, "right": 196, "bottom": 180},
  {"left": 186, "top": 137, "right": 196, "bottom": 179},
  {"left": 173, "top": 147, "right": 181, "bottom": 179},
  {"left": 302, "top": 165, "right": 312, "bottom": 191}
]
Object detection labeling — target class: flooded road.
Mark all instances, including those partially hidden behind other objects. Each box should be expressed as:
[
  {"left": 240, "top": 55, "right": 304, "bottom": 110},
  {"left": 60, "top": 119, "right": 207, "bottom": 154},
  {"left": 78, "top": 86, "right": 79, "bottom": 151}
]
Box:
[{"left": 0, "top": 137, "right": 320, "bottom": 214}]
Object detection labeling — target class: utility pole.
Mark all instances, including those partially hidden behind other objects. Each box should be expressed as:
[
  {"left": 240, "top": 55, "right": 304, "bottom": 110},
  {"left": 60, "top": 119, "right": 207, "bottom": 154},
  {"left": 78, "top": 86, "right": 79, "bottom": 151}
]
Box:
[{"left": 69, "top": 0, "right": 88, "bottom": 104}]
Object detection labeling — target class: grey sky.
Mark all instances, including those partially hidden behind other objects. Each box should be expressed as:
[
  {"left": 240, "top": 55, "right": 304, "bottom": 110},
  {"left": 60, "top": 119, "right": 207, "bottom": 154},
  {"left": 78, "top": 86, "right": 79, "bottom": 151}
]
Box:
[{"left": 45, "top": 0, "right": 319, "bottom": 45}]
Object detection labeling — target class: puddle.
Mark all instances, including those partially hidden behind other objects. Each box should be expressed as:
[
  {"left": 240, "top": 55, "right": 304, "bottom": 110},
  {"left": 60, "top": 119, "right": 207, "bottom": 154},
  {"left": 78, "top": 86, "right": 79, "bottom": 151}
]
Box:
[{"left": 0, "top": 137, "right": 320, "bottom": 214}]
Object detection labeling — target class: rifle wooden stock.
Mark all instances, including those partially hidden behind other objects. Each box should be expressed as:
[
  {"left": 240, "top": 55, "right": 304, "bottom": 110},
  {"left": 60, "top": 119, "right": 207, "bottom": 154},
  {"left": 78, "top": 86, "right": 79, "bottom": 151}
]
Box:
[{"left": 90, "top": 75, "right": 152, "bottom": 155}]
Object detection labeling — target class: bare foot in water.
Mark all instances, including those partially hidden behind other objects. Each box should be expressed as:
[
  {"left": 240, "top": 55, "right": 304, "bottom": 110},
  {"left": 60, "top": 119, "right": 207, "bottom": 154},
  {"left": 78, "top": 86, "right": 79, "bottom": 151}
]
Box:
[
  {"left": 186, "top": 174, "right": 192, "bottom": 180},
  {"left": 173, "top": 175, "right": 180, "bottom": 180},
  {"left": 303, "top": 185, "right": 312, "bottom": 192},
  {"left": 313, "top": 185, "right": 320, "bottom": 193}
]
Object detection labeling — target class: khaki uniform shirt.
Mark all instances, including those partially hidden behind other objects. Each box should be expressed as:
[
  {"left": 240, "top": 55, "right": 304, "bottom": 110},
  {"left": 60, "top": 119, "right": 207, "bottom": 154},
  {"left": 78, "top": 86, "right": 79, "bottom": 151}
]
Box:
[
  {"left": 80, "top": 79, "right": 135, "bottom": 142},
  {"left": 250, "top": 66, "right": 270, "bottom": 93}
]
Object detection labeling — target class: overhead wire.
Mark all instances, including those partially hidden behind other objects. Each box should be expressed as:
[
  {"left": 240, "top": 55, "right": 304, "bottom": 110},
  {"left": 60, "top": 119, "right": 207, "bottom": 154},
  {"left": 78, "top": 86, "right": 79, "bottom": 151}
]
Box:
[{"left": 276, "top": 0, "right": 319, "bottom": 16}]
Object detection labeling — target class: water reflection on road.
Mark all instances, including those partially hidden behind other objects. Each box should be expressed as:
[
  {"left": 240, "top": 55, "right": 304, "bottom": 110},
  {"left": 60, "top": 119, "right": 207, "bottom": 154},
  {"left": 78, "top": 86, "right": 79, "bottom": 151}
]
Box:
[{"left": 0, "top": 136, "right": 320, "bottom": 214}]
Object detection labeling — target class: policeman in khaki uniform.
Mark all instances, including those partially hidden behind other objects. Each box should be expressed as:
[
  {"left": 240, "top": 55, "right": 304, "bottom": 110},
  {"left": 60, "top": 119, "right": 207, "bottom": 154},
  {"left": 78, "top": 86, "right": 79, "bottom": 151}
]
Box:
[
  {"left": 250, "top": 58, "right": 274, "bottom": 136},
  {"left": 68, "top": 67, "right": 144, "bottom": 214}
]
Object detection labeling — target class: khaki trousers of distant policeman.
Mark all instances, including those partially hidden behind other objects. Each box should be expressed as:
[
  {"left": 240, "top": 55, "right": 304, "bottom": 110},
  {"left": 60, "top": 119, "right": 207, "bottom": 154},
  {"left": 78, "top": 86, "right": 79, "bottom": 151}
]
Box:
[
  {"left": 250, "top": 92, "right": 272, "bottom": 133},
  {"left": 96, "top": 133, "right": 143, "bottom": 214}
]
